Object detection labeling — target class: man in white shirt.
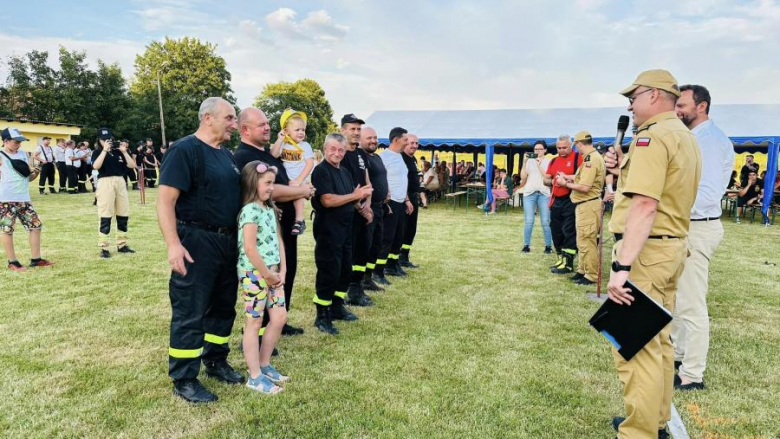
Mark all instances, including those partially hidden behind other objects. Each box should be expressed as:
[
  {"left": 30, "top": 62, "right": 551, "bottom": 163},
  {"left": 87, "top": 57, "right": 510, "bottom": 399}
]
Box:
[
  {"left": 34, "top": 137, "right": 56, "bottom": 195},
  {"left": 1, "top": 128, "right": 55, "bottom": 271},
  {"left": 375, "top": 127, "right": 412, "bottom": 281},
  {"left": 53, "top": 138, "right": 67, "bottom": 193},
  {"left": 671, "top": 84, "right": 735, "bottom": 390}
]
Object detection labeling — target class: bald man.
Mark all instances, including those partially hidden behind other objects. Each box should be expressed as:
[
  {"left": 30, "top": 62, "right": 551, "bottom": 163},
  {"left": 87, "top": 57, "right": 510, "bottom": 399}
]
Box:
[
  {"left": 158, "top": 97, "right": 244, "bottom": 403},
  {"left": 234, "top": 107, "right": 315, "bottom": 343}
]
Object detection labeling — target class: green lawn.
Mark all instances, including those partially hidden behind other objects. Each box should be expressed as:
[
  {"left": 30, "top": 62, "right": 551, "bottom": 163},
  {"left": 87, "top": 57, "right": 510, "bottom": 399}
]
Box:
[{"left": 1, "top": 188, "right": 778, "bottom": 438}]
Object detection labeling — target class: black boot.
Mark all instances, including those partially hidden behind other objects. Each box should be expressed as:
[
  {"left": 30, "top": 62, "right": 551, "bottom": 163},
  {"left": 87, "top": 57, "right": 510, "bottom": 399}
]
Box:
[
  {"left": 314, "top": 305, "right": 338, "bottom": 335},
  {"left": 361, "top": 273, "right": 384, "bottom": 291},
  {"left": 372, "top": 272, "right": 392, "bottom": 286},
  {"left": 551, "top": 253, "right": 574, "bottom": 274},
  {"left": 550, "top": 252, "right": 563, "bottom": 269},
  {"left": 203, "top": 359, "right": 244, "bottom": 384},
  {"left": 346, "top": 282, "right": 374, "bottom": 306},
  {"left": 385, "top": 260, "right": 407, "bottom": 277},
  {"left": 399, "top": 253, "right": 418, "bottom": 268},
  {"left": 173, "top": 379, "right": 218, "bottom": 403},
  {"left": 330, "top": 302, "right": 358, "bottom": 321}
]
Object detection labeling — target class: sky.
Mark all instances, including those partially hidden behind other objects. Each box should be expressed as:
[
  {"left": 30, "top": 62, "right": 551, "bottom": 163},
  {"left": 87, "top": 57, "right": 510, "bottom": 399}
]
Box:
[{"left": 1, "top": 0, "right": 779, "bottom": 121}]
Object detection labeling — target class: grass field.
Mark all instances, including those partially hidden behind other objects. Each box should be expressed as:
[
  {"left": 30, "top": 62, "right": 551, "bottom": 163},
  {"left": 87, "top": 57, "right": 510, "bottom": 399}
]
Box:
[{"left": 1, "top": 187, "right": 778, "bottom": 438}]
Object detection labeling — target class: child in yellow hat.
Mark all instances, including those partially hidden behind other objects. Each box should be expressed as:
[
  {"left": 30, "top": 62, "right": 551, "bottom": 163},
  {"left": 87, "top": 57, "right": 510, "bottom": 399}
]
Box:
[{"left": 271, "top": 109, "right": 315, "bottom": 235}]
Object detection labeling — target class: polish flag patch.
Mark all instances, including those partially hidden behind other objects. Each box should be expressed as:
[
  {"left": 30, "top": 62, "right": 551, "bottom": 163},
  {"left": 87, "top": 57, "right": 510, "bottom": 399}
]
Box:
[{"left": 636, "top": 137, "right": 651, "bottom": 147}]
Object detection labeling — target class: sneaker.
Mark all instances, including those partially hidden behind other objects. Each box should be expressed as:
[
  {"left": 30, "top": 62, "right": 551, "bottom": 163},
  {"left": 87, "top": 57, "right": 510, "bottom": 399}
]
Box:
[
  {"left": 611, "top": 416, "right": 669, "bottom": 438},
  {"left": 544, "top": 246, "right": 553, "bottom": 254},
  {"left": 570, "top": 273, "right": 585, "bottom": 281},
  {"left": 674, "top": 374, "right": 705, "bottom": 390},
  {"left": 260, "top": 364, "right": 289, "bottom": 384},
  {"left": 100, "top": 250, "right": 111, "bottom": 259},
  {"left": 29, "top": 258, "right": 55, "bottom": 268},
  {"left": 574, "top": 277, "right": 596, "bottom": 285},
  {"left": 521, "top": 246, "right": 530, "bottom": 253},
  {"left": 245, "top": 374, "right": 282, "bottom": 395},
  {"left": 173, "top": 378, "right": 218, "bottom": 403},
  {"left": 117, "top": 245, "right": 136, "bottom": 254},
  {"left": 8, "top": 260, "right": 27, "bottom": 272}
]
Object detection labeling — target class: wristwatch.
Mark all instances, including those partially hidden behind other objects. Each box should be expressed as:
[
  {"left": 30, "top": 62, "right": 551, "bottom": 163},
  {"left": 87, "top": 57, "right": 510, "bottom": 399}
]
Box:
[{"left": 612, "top": 261, "right": 631, "bottom": 272}]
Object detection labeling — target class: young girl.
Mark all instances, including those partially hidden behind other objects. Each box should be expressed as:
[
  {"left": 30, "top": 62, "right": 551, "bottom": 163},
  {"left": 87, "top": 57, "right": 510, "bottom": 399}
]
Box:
[
  {"left": 271, "top": 108, "right": 315, "bottom": 235},
  {"left": 238, "top": 160, "right": 289, "bottom": 394}
]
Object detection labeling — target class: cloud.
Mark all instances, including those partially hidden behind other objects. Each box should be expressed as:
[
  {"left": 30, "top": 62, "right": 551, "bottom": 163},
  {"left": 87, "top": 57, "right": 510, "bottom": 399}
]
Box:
[
  {"left": 264, "top": 8, "right": 349, "bottom": 43},
  {"left": 130, "top": 0, "right": 218, "bottom": 32}
]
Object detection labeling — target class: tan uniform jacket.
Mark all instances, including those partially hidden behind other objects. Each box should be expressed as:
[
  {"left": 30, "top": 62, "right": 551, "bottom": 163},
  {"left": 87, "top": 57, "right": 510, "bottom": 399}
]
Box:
[{"left": 570, "top": 149, "right": 605, "bottom": 203}]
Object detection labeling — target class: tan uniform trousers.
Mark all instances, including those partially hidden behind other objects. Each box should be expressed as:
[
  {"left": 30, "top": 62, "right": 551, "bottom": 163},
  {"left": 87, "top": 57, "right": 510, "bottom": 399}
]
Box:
[
  {"left": 671, "top": 219, "right": 723, "bottom": 383},
  {"left": 96, "top": 176, "right": 130, "bottom": 249},
  {"left": 612, "top": 237, "right": 687, "bottom": 439},
  {"left": 575, "top": 199, "right": 601, "bottom": 281}
]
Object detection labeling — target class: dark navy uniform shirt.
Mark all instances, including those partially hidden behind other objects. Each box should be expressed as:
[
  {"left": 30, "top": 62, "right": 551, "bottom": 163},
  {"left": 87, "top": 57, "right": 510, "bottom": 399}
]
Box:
[
  {"left": 364, "top": 150, "right": 388, "bottom": 205},
  {"left": 158, "top": 135, "right": 241, "bottom": 228},
  {"left": 311, "top": 160, "right": 355, "bottom": 238}
]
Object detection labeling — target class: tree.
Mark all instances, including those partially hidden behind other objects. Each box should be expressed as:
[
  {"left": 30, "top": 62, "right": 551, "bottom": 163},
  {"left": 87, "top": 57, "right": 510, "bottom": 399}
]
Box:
[
  {"left": 131, "top": 37, "right": 235, "bottom": 144},
  {"left": 253, "top": 79, "right": 338, "bottom": 150}
]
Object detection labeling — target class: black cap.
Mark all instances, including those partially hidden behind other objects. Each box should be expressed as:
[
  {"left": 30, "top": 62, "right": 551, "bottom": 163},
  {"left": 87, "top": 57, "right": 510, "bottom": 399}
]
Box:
[
  {"left": 341, "top": 113, "right": 365, "bottom": 125},
  {"left": 97, "top": 128, "right": 112, "bottom": 140}
]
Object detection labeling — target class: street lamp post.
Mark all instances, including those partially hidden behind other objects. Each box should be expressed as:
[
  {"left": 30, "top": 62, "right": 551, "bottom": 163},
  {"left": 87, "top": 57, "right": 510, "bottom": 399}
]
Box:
[{"left": 155, "top": 61, "right": 169, "bottom": 148}]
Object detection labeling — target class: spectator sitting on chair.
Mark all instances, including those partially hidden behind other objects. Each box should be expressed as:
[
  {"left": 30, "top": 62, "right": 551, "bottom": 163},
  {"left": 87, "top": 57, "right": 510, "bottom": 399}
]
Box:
[
  {"left": 737, "top": 170, "right": 761, "bottom": 222},
  {"left": 420, "top": 161, "right": 439, "bottom": 208},
  {"left": 483, "top": 169, "right": 510, "bottom": 214}
]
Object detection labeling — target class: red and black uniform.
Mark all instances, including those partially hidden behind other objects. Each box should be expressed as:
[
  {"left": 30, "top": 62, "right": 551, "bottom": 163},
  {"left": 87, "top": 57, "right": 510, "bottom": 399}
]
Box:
[{"left": 547, "top": 152, "right": 582, "bottom": 262}]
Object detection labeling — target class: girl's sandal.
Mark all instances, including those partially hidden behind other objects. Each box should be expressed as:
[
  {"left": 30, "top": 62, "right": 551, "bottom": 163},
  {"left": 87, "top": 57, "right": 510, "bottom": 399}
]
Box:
[
  {"left": 261, "top": 365, "right": 290, "bottom": 384},
  {"left": 246, "top": 374, "right": 283, "bottom": 395},
  {"left": 291, "top": 220, "right": 305, "bottom": 236}
]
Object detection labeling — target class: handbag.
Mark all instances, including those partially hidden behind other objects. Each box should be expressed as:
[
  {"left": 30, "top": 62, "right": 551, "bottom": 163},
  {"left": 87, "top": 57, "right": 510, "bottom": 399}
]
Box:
[{"left": 0, "top": 151, "right": 32, "bottom": 178}]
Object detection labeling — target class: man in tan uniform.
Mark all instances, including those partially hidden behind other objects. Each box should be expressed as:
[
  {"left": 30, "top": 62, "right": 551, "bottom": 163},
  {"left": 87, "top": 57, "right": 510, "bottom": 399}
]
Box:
[
  {"left": 604, "top": 70, "right": 702, "bottom": 439},
  {"left": 556, "top": 131, "right": 605, "bottom": 285}
]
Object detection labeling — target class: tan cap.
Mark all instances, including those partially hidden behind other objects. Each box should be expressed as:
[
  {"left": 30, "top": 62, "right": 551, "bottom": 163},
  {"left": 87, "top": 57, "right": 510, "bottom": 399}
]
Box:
[
  {"left": 573, "top": 131, "right": 592, "bottom": 143},
  {"left": 619, "top": 69, "right": 680, "bottom": 97}
]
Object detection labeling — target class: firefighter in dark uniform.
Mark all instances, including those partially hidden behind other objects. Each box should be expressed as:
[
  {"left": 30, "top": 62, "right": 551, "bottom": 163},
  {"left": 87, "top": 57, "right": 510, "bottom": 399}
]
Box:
[
  {"left": 359, "top": 127, "right": 389, "bottom": 292},
  {"left": 376, "top": 127, "right": 413, "bottom": 280},
  {"left": 339, "top": 114, "right": 374, "bottom": 307},
  {"left": 157, "top": 97, "right": 244, "bottom": 403},
  {"left": 400, "top": 133, "right": 422, "bottom": 269},
  {"left": 311, "top": 133, "right": 373, "bottom": 335}
]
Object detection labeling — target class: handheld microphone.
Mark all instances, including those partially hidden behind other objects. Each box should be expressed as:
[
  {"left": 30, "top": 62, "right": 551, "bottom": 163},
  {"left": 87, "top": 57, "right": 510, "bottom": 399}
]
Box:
[{"left": 608, "top": 115, "right": 630, "bottom": 165}]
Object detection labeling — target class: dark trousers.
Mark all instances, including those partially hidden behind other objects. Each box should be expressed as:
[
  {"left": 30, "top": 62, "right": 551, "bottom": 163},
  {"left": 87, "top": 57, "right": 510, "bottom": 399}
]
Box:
[
  {"left": 77, "top": 165, "right": 88, "bottom": 192},
  {"left": 366, "top": 204, "right": 385, "bottom": 275},
  {"left": 351, "top": 210, "right": 374, "bottom": 283},
  {"left": 259, "top": 207, "right": 299, "bottom": 333},
  {"left": 550, "top": 196, "right": 577, "bottom": 253},
  {"left": 168, "top": 225, "right": 238, "bottom": 380},
  {"left": 127, "top": 168, "right": 138, "bottom": 184},
  {"left": 66, "top": 166, "right": 78, "bottom": 193},
  {"left": 38, "top": 163, "right": 56, "bottom": 193},
  {"left": 56, "top": 162, "right": 67, "bottom": 190},
  {"left": 402, "top": 198, "right": 419, "bottom": 257},
  {"left": 377, "top": 200, "right": 405, "bottom": 275},
  {"left": 313, "top": 220, "right": 352, "bottom": 306},
  {"left": 145, "top": 168, "right": 157, "bottom": 188}
]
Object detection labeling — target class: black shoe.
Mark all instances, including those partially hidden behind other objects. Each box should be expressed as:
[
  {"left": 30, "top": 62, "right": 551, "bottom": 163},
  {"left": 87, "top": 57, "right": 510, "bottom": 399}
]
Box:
[
  {"left": 386, "top": 262, "right": 408, "bottom": 277},
  {"left": 570, "top": 273, "right": 584, "bottom": 281},
  {"left": 314, "top": 306, "right": 339, "bottom": 335},
  {"left": 117, "top": 245, "right": 136, "bottom": 254},
  {"left": 575, "top": 277, "right": 595, "bottom": 285},
  {"left": 361, "top": 275, "right": 384, "bottom": 292},
  {"left": 674, "top": 360, "right": 682, "bottom": 370},
  {"left": 399, "top": 254, "right": 419, "bottom": 268},
  {"left": 611, "top": 416, "right": 669, "bottom": 438},
  {"left": 551, "top": 254, "right": 574, "bottom": 274},
  {"left": 173, "top": 379, "right": 218, "bottom": 403},
  {"left": 544, "top": 246, "right": 553, "bottom": 254},
  {"left": 203, "top": 360, "right": 243, "bottom": 384},
  {"left": 521, "top": 246, "right": 530, "bottom": 253},
  {"left": 100, "top": 249, "right": 111, "bottom": 259},
  {"left": 346, "top": 283, "right": 374, "bottom": 307},
  {"left": 550, "top": 254, "right": 563, "bottom": 269},
  {"left": 281, "top": 324, "right": 305, "bottom": 336},
  {"left": 373, "top": 274, "right": 392, "bottom": 286},
  {"left": 674, "top": 374, "right": 705, "bottom": 390},
  {"left": 330, "top": 303, "right": 358, "bottom": 321}
]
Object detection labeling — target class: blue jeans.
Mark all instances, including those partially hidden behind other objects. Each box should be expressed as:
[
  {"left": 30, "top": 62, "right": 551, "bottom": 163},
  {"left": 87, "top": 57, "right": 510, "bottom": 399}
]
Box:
[{"left": 523, "top": 192, "right": 552, "bottom": 247}]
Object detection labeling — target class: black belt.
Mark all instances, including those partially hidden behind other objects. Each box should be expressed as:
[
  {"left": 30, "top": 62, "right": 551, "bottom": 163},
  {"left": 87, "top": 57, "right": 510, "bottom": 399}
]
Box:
[
  {"left": 690, "top": 217, "right": 721, "bottom": 222},
  {"left": 613, "top": 233, "right": 680, "bottom": 242},
  {"left": 574, "top": 197, "right": 599, "bottom": 205},
  {"left": 177, "top": 220, "right": 236, "bottom": 235}
]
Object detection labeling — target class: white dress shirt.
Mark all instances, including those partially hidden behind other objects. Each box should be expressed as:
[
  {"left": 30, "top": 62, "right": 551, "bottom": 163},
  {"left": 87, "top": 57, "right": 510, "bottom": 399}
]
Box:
[{"left": 690, "top": 119, "right": 735, "bottom": 219}]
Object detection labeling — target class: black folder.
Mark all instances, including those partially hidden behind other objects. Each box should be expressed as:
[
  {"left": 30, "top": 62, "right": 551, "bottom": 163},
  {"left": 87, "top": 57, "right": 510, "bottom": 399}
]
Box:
[{"left": 589, "top": 280, "right": 672, "bottom": 361}]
